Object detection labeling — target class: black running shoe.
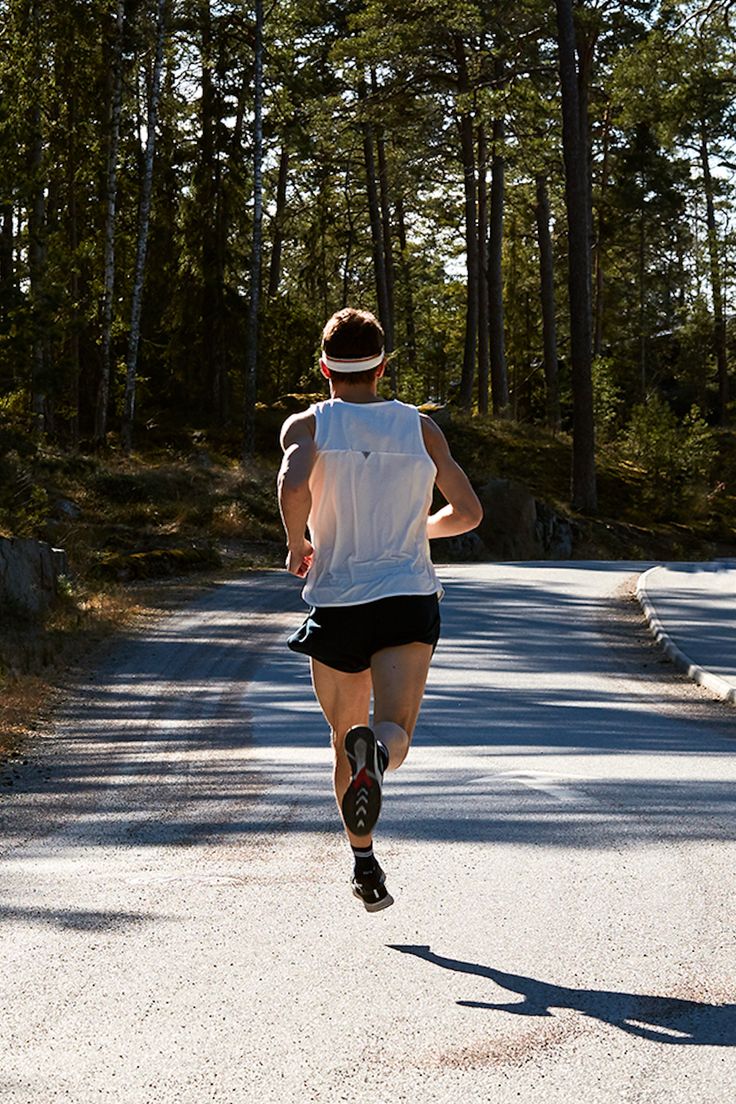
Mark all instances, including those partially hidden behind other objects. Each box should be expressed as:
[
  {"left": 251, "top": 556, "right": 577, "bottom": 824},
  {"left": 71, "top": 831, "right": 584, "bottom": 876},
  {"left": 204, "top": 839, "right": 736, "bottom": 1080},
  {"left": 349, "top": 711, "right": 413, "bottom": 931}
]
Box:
[
  {"left": 342, "top": 725, "right": 383, "bottom": 836},
  {"left": 351, "top": 863, "right": 394, "bottom": 913}
]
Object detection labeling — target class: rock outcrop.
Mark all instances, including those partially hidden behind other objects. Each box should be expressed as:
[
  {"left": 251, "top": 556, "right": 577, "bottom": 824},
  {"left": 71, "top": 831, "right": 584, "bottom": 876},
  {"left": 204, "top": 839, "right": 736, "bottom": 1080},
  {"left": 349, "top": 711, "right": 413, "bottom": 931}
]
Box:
[
  {"left": 0, "top": 537, "right": 68, "bottom": 618},
  {"left": 476, "top": 478, "right": 574, "bottom": 561}
]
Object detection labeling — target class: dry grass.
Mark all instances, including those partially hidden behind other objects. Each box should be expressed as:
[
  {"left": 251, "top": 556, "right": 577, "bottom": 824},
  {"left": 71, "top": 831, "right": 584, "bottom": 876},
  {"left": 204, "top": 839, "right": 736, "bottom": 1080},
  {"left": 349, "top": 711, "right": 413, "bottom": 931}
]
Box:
[
  {"left": 0, "top": 441, "right": 287, "bottom": 763},
  {"left": 0, "top": 572, "right": 236, "bottom": 762},
  {"left": 0, "top": 583, "right": 144, "bottom": 760}
]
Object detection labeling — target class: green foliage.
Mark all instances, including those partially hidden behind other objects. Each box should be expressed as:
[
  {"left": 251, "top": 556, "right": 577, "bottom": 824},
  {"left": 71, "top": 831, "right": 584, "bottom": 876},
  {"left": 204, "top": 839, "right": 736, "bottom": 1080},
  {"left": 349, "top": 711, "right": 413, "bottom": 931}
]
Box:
[
  {"left": 591, "top": 357, "right": 624, "bottom": 443},
  {"left": 0, "top": 0, "right": 733, "bottom": 493},
  {"left": 620, "top": 394, "right": 717, "bottom": 518}
]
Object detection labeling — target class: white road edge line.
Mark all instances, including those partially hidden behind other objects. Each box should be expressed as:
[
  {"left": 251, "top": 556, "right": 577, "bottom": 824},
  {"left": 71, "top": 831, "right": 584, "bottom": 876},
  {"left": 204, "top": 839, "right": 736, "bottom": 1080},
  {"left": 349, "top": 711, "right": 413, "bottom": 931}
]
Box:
[{"left": 636, "top": 566, "right": 736, "bottom": 704}]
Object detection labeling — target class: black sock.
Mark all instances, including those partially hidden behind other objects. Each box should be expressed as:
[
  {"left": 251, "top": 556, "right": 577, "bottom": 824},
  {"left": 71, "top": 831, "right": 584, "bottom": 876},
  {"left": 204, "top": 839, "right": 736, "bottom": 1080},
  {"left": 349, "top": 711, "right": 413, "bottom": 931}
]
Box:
[
  {"left": 351, "top": 844, "right": 376, "bottom": 875},
  {"left": 377, "top": 740, "right": 389, "bottom": 774}
]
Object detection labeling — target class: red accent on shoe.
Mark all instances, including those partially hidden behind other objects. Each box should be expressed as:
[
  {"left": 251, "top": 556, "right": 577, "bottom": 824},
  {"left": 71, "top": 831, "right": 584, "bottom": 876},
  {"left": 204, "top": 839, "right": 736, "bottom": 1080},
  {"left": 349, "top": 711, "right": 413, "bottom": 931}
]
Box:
[{"left": 352, "top": 767, "right": 373, "bottom": 790}]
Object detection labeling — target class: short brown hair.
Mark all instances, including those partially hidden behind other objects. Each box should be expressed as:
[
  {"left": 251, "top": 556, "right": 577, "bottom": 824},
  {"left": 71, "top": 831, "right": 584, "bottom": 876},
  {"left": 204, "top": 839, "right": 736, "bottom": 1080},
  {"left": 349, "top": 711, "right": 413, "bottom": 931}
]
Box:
[{"left": 321, "top": 308, "right": 384, "bottom": 384}]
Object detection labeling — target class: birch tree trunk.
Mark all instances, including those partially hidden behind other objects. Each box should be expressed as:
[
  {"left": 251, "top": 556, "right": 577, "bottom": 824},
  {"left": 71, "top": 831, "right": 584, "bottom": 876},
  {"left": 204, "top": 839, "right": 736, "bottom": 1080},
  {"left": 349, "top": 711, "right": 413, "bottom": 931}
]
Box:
[
  {"left": 700, "top": 125, "right": 728, "bottom": 423},
  {"left": 95, "top": 0, "right": 125, "bottom": 446},
  {"left": 555, "top": 0, "right": 597, "bottom": 512},
  {"left": 535, "top": 175, "right": 560, "bottom": 431},
  {"left": 121, "top": 0, "right": 167, "bottom": 453},
  {"left": 267, "top": 145, "right": 289, "bottom": 298},
  {"left": 242, "top": 0, "right": 264, "bottom": 460}
]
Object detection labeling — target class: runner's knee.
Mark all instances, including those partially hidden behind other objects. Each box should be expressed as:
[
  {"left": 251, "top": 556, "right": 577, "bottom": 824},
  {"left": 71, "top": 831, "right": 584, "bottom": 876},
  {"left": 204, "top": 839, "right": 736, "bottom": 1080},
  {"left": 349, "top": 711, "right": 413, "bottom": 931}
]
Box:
[{"left": 374, "top": 720, "right": 410, "bottom": 770}]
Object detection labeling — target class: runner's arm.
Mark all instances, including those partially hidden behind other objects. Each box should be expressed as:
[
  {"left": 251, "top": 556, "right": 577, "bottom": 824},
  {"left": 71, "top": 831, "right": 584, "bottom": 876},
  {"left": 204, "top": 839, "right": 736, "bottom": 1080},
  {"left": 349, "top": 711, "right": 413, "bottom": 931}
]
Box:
[
  {"left": 278, "top": 412, "right": 316, "bottom": 577},
  {"left": 420, "top": 415, "right": 483, "bottom": 539}
]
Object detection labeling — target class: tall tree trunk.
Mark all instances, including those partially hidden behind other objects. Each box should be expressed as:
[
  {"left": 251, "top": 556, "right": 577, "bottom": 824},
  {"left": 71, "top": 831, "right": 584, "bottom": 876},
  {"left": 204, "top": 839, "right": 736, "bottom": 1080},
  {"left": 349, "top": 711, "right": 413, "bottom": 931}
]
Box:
[
  {"left": 575, "top": 18, "right": 597, "bottom": 301},
  {"left": 213, "top": 30, "right": 229, "bottom": 421},
  {"left": 95, "top": 0, "right": 125, "bottom": 446},
  {"left": 242, "top": 0, "right": 264, "bottom": 459},
  {"left": 700, "top": 125, "right": 728, "bottom": 423},
  {"left": 593, "top": 100, "right": 611, "bottom": 357},
  {"left": 29, "top": 130, "right": 46, "bottom": 435},
  {"left": 67, "top": 85, "right": 80, "bottom": 446},
  {"left": 509, "top": 211, "right": 519, "bottom": 420},
  {"left": 477, "top": 122, "right": 490, "bottom": 415},
  {"left": 555, "top": 0, "right": 597, "bottom": 512},
  {"left": 535, "top": 175, "right": 561, "bottom": 431},
  {"left": 267, "top": 145, "right": 289, "bottom": 298},
  {"left": 199, "top": 0, "right": 228, "bottom": 422},
  {"left": 488, "top": 105, "right": 509, "bottom": 415},
  {"left": 200, "top": 0, "right": 218, "bottom": 419},
  {"left": 121, "top": 0, "right": 167, "bottom": 453},
  {"left": 372, "top": 69, "right": 396, "bottom": 382},
  {"left": 396, "top": 192, "right": 418, "bottom": 378},
  {"left": 0, "top": 205, "right": 13, "bottom": 307},
  {"left": 453, "top": 35, "right": 478, "bottom": 410},
  {"left": 28, "top": 0, "right": 46, "bottom": 436},
  {"left": 638, "top": 211, "right": 646, "bottom": 397},
  {"left": 341, "top": 156, "right": 356, "bottom": 307},
  {"left": 359, "top": 81, "right": 395, "bottom": 393}
]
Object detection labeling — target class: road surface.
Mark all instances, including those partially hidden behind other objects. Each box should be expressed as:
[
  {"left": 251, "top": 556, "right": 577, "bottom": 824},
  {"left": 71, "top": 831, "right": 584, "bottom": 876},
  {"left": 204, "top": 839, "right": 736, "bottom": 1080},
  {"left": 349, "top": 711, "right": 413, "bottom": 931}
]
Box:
[{"left": 1, "top": 564, "right": 735, "bottom": 1103}]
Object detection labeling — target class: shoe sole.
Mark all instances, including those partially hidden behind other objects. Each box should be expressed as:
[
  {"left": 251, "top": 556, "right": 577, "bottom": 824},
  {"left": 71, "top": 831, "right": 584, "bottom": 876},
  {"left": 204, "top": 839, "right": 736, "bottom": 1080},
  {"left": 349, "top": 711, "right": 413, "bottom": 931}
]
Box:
[
  {"left": 352, "top": 885, "right": 394, "bottom": 912},
  {"left": 341, "top": 726, "right": 382, "bottom": 836}
]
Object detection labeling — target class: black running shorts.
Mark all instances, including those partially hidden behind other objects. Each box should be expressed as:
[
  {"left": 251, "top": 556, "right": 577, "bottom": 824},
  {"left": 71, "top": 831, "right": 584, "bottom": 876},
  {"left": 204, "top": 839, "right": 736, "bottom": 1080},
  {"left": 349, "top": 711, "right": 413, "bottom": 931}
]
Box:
[{"left": 286, "top": 593, "right": 441, "bottom": 673}]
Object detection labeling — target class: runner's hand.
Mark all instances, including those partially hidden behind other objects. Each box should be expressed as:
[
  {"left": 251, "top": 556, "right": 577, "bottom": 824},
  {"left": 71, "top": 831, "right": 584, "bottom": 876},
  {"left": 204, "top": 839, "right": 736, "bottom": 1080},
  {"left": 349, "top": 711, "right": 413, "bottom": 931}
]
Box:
[{"left": 286, "top": 540, "right": 314, "bottom": 578}]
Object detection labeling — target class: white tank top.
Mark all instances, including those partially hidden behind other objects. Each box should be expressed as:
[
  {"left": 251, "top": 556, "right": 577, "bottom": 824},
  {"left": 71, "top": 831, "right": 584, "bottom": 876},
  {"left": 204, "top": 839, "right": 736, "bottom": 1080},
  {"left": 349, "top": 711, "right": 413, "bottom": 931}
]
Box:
[{"left": 302, "top": 398, "right": 442, "bottom": 607}]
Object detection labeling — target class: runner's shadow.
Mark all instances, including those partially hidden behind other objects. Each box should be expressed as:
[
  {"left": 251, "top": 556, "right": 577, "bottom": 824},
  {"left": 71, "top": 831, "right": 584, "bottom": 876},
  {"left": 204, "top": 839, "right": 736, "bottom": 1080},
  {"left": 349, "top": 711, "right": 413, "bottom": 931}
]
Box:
[{"left": 388, "top": 945, "right": 736, "bottom": 1046}]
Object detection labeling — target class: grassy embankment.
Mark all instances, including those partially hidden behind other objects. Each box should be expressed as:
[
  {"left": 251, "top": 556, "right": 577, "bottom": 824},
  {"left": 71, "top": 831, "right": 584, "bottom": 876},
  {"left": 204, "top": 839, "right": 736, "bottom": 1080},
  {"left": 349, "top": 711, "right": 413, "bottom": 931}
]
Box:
[{"left": 1, "top": 402, "right": 735, "bottom": 761}]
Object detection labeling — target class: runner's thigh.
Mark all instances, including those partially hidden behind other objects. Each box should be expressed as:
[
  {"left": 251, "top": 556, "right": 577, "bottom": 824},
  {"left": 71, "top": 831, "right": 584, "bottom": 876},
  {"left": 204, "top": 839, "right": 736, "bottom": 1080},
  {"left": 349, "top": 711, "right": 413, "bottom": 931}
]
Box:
[{"left": 310, "top": 658, "right": 372, "bottom": 744}]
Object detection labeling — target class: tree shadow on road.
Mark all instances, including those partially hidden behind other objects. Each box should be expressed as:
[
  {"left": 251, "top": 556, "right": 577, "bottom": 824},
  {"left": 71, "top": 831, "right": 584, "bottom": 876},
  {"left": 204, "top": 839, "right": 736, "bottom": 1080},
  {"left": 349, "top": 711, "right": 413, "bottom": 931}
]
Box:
[
  {"left": 5, "top": 565, "right": 736, "bottom": 856},
  {"left": 0, "top": 905, "right": 156, "bottom": 931},
  {"left": 388, "top": 944, "right": 736, "bottom": 1046}
]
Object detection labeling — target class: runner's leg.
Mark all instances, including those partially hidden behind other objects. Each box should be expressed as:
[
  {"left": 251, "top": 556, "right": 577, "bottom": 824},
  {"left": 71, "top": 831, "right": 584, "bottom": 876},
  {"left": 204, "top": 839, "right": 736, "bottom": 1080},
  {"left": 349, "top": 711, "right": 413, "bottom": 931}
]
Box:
[
  {"left": 309, "top": 658, "right": 372, "bottom": 846},
  {"left": 371, "top": 642, "right": 434, "bottom": 770}
]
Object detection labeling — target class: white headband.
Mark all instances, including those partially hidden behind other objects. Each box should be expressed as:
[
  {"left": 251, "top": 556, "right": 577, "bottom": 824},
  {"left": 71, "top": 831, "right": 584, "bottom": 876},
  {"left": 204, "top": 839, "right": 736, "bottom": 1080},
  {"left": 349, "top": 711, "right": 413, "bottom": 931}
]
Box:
[{"left": 320, "top": 350, "right": 385, "bottom": 373}]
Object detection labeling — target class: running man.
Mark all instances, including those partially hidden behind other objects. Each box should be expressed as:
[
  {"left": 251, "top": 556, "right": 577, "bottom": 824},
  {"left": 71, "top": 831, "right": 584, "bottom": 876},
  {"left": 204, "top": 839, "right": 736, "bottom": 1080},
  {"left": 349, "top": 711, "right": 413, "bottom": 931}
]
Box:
[{"left": 278, "top": 308, "right": 482, "bottom": 912}]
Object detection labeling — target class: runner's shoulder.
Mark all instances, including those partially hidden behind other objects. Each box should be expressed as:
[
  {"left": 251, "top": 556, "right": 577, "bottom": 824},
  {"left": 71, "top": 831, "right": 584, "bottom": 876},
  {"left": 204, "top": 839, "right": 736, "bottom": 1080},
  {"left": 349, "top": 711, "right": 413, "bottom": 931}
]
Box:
[
  {"left": 418, "top": 412, "right": 449, "bottom": 457},
  {"left": 280, "top": 408, "right": 316, "bottom": 450}
]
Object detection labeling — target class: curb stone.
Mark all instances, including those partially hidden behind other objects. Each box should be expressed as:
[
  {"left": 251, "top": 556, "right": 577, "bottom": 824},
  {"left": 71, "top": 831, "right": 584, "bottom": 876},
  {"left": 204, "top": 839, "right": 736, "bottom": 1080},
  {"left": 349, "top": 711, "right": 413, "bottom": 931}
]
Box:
[{"left": 636, "top": 564, "right": 736, "bottom": 705}]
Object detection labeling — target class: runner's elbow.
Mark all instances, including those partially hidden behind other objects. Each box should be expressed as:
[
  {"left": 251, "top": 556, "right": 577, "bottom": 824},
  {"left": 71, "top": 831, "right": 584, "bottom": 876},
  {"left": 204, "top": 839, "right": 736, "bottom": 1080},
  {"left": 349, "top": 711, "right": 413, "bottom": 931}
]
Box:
[{"left": 461, "top": 498, "right": 483, "bottom": 529}]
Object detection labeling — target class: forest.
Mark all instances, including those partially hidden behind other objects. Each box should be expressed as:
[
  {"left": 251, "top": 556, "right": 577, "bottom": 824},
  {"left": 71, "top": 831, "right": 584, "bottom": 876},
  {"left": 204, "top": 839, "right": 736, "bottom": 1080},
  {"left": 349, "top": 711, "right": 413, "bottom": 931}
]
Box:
[{"left": 0, "top": 0, "right": 734, "bottom": 520}]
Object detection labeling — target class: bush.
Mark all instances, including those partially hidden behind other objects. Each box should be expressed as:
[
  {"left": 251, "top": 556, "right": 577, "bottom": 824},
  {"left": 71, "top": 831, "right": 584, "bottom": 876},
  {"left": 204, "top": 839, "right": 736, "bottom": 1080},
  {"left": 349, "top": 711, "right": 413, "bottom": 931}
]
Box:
[
  {"left": 620, "top": 395, "right": 717, "bottom": 519},
  {"left": 592, "top": 356, "right": 624, "bottom": 443},
  {"left": 0, "top": 451, "right": 49, "bottom": 538}
]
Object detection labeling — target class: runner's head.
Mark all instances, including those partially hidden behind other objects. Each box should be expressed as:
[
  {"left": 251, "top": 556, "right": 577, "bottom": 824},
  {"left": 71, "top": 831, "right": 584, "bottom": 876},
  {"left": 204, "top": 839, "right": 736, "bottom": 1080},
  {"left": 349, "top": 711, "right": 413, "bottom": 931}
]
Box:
[{"left": 320, "top": 308, "right": 385, "bottom": 384}]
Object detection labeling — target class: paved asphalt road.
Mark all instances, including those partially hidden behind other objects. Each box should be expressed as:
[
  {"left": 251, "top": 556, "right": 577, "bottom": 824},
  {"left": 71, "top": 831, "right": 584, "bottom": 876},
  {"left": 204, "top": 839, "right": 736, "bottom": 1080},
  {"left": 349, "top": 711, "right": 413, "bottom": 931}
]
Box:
[{"left": 1, "top": 564, "right": 735, "bottom": 1103}]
